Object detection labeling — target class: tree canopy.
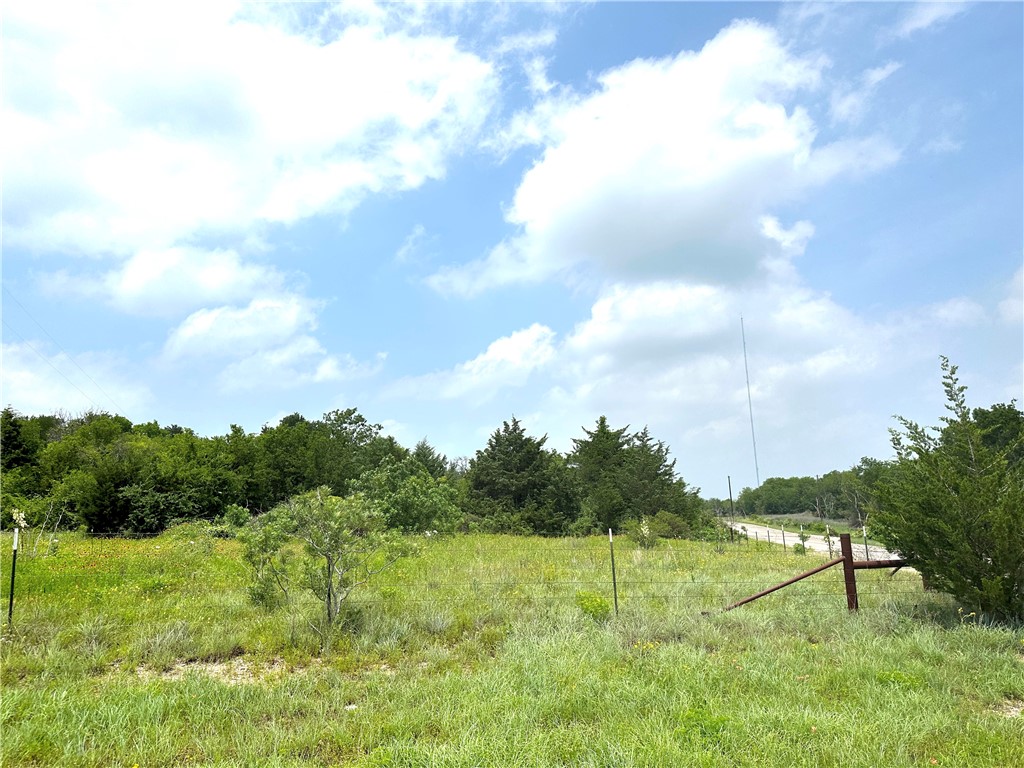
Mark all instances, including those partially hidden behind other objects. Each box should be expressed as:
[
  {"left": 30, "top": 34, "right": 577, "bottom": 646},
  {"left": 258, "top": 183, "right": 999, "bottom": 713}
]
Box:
[
  {"left": 2, "top": 407, "right": 710, "bottom": 540},
  {"left": 874, "top": 359, "right": 1023, "bottom": 620}
]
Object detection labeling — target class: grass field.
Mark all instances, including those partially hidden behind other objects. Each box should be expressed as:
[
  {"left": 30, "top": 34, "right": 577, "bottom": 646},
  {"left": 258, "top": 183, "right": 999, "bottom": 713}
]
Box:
[{"left": 1, "top": 525, "right": 1022, "bottom": 767}]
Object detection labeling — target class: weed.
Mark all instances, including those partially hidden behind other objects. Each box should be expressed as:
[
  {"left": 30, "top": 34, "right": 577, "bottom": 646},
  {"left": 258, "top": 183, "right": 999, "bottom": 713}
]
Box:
[{"left": 574, "top": 590, "right": 612, "bottom": 623}]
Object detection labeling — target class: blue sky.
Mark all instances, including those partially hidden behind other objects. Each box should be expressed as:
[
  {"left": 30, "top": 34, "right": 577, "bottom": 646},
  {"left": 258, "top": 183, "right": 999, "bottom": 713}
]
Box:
[{"left": 2, "top": 1, "right": 1021, "bottom": 498}]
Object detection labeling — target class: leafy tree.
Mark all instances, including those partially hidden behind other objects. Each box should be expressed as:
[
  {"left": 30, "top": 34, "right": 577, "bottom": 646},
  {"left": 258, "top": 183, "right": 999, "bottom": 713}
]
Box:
[
  {"left": 257, "top": 415, "right": 317, "bottom": 503},
  {"left": 351, "top": 456, "right": 460, "bottom": 532},
  {"left": 240, "top": 487, "right": 409, "bottom": 626},
  {"left": 875, "top": 359, "right": 1023, "bottom": 620},
  {"left": 737, "top": 476, "right": 817, "bottom": 516}
]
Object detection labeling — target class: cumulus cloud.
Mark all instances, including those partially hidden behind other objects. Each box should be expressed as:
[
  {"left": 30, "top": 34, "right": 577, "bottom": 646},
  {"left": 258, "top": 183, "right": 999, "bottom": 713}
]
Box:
[
  {"left": 0, "top": 341, "right": 151, "bottom": 417},
  {"left": 430, "top": 21, "right": 899, "bottom": 297},
  {"left": 2, "top": 1, "right": 500, "bottom": 394},
  {"left": 163, "top": 296, "right": 322, "bottom": 360},
  {"left": 387, "top": 323, "right": 556, "bottom": 403},
  {"left": 219, "top": 342, "right": 385, "bottom": 393},
  {"left": 42, "top": 247, "right": 287, "bottom": 317},
  {"left": 2, "top": 1, "right": 497, "bottom": 257},
  {"left": 161, "top": 295, "right": 385, "bottom": 392},
  {"left": 926, "top": 297, "right": 988, "bottom": 328},
  {"left": 412, "top": 266, "right": 904, "bottom": 491}
]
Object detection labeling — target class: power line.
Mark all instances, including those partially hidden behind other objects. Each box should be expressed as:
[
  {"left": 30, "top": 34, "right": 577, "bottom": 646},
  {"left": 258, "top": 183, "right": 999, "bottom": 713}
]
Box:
[{"left": 2, "top": 286, "right": 125, "bottom": 414}]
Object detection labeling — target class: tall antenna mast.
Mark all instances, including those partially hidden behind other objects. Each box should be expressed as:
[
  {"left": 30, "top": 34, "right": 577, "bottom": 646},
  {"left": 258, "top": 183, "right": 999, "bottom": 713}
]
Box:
[{"left": 741, "top": 315, "right": 761, "bottom": 487}]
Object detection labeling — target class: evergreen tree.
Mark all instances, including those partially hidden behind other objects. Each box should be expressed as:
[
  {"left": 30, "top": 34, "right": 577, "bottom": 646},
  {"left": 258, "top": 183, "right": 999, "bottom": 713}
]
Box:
[
  {"left": 411, "top": 438, "right": 449, "bottom": 479},
  {"left": 569, "top": 416, "right": 630, "bottom": 531},
  {"left": 465, "top": 418, "right": 579, "bottom": 534}
]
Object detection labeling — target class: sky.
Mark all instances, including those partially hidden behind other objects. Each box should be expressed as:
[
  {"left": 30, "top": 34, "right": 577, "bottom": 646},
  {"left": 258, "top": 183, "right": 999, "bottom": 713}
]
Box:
[{"left": 2, "top": 0, "right": 1021, "bottom": 498}]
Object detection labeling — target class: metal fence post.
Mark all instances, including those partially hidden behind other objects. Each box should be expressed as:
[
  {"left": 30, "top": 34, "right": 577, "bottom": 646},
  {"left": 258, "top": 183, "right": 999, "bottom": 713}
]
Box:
[
  {"left": 7, "top": 528, "right": 19, "bottom": 625},
  {"left": 608, "top": 529, "right": 619, "bottom": 616},
  {"left": 839, "top": 533, "right": 858, "bottom": 611}
]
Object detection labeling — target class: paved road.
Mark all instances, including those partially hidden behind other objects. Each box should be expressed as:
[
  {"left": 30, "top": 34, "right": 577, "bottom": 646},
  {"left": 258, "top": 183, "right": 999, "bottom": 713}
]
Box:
[{"left": 727, "top": 522, "right": 902, "bottom": 561}]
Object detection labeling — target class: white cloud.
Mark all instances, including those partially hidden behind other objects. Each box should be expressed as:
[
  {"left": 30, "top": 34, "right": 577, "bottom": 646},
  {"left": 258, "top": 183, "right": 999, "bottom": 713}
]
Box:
[
  {"left": 891, "top": 2, "right": 968, "bottom": 40},
  {"left": 218, "top": 342, "right": 385, "bottom": 393},
  {"left": 161, "top": 295, "right": 386, "bottom": 392},
  {"left": 493, "top": 28, "right": 558, "bottom": 57},
  {"left": 0, "top": 341, "right": 151, "bottom": 417},
  {"left": 395, "top": 225, "right": 428, "bottom": 265},
  {"left": 830, "top": 61, "right": 901, "bottom": 125},
  {"left": 42, "top": 247, "right": 287, "bottom": 317},
  {"left": 559, "top": 276, "right": 883, "bottom": 404},
  {"left": 431, "top": 21, "right": 899, "bottom": 297},
  {"left": 2, "top": 1, "right": 497, "bottom": 257},
  {"left": 523, "top": 56, "right": 554, "bottom": 95},
  {"left": 926, "top": 297, "right": 987, "bottom": 328},
  {"left": 565, "top": 283, "right": 733, "bottom": 369},
  {"left": 387, "top": 323, "right": 556, "bottom": 403},
  {"left": 163, "top": 296, "right": 322, "bottom": 360},
  {"left": 998, "top": 268, "right": 1023, "bottom": 326}
]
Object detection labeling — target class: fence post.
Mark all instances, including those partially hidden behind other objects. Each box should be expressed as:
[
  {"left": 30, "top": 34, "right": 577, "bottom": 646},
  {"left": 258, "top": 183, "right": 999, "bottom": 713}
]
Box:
[
  {"left": 839, "top": 533, "right": 858, "bottom": 611},
  {"left": 7, "top": 528, "right": 18, "bottom": 625},
  {"left": 781, "top": 524, "right": 787, "bottom": 551},
  {"left": 608, "top": 529, "right": 619, "bottom": 616}
]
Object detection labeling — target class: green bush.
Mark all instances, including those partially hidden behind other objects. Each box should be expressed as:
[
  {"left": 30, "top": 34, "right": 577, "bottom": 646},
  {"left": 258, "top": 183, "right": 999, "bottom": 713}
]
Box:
[
  {"left": 875, "top": 359, "right": 1024, "bottom": 620},
  {"left": 575, "top": 590, "right": 612, "bottom": 623}
]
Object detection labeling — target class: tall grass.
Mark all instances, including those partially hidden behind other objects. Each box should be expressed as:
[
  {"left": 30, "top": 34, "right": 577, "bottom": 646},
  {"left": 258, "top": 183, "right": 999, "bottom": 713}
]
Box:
[{"left": 2, "top": 527, "right": 1021, "bottom": 767}]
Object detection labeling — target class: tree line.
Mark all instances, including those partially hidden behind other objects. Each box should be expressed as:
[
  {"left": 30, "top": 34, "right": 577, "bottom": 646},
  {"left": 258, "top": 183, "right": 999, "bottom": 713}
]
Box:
[
  {"left": 733, "top": 401, "right": 1022, "bottom": 528},
  {"left": 0, "top": 408, "right": 711, "bottom": 538}
]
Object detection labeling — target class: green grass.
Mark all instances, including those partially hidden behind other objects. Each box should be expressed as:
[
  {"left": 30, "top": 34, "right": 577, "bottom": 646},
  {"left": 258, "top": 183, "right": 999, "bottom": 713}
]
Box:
[{"left": 2, "top": 526, "right": 1022, "bottom": 767}]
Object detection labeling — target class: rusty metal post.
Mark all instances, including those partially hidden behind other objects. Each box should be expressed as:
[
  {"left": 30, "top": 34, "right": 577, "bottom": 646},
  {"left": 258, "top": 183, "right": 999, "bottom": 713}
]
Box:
[
  {"left": 723, "top": 556, "right": 845, "bottom": 612},
  {"left": 839, "top": 533, "right": 858, "bottom": 611}
]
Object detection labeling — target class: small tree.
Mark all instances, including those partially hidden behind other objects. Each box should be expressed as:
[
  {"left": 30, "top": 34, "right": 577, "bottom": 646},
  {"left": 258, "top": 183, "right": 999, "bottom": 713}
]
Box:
[
  {"left": 875, "top": 359, "right": 1023, "bottom": 620},
  {"left": 241, "top": 487, "right": 410, "bottom": 627}
]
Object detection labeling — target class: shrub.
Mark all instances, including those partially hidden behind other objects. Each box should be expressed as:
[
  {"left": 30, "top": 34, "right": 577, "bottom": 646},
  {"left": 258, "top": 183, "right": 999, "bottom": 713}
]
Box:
[
  {"left": 626, "top": 516, "right": 658, "bottom": 549},
  {"left": 875, "top": 359, "right": 1024, "bottom": 620},
  {"left": 240, "top": 487, "right": 412, "bottom": 626},
  {"left": 575, "top": 590, "right": 612, "bottom": 623}
]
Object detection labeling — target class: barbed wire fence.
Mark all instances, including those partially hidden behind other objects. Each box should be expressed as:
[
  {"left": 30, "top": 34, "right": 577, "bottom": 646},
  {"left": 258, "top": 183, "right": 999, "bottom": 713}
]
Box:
[{"left": 2, "top": 528, "right": 929, "bottom": 626}]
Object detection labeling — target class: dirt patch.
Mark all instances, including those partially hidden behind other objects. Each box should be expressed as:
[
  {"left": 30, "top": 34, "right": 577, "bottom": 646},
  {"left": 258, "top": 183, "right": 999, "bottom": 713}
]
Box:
[
  {"left": 989, "top": 698, "right": 1023, "bottom": 719},
  {"left": 123, "top": 657, "right": 317, "bottom": 684}
]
